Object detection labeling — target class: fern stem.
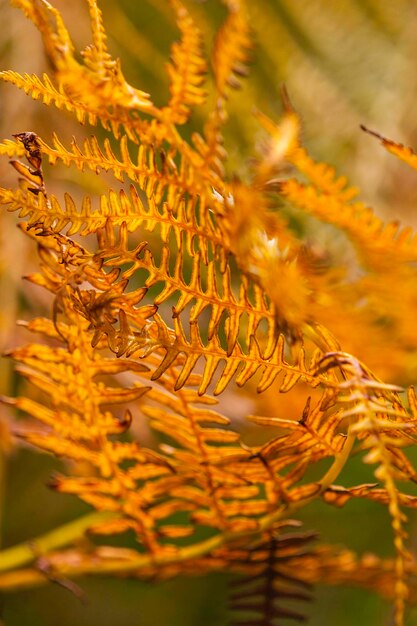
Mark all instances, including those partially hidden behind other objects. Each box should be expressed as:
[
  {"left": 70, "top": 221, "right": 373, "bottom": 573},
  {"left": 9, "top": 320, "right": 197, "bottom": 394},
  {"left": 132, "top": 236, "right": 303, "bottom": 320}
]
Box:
[
  {"left": 0, "top": 529, "right": 233, "bottom": 591},
  {"left": 316, "top": 429, "right": 356, "bottom": 493},
  {"left": 0, "top": 511, "right": 117, "bottom": 573}
]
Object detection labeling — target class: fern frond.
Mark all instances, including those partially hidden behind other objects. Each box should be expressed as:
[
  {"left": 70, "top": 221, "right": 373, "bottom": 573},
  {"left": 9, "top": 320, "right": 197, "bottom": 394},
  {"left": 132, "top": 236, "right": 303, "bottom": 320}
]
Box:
[
  {"left": 212, "top": 0, "right": 252, "bottom": 99},
  {"left": 11, "top": 0, "right": 155, "bottom": 114},
  {"left": 183, "top": 0, "right": 252, "bottom": 180},
  {"left": 281, "top": 177, "right": 417, "bottom": 266},
  {"left": 7, "top": 132, "right": 318, "bottom": 351},
  {"left": 361, "top": 125, "right": 417, "bottom": 173},
  {"left": 96, "top": 311, "right": 279, "bottom": 396},
  {"left": 289, "top": 146, "right": 358, "bottom": 202},
  {"left": 3, "top": 224, "right": 299, "bottom": 542},
  {"left": 3, "top": 316, "right": 171, "bottom": 553},
  {"left": 39, "top": 132, "right": 200, "bottom": 193},
  {"left": 0, "top": 186, "right": 111, "bottom": 236},
  {"left": 0, "top": 137, "right": 26, "bottom": 159},
  {"left": 96, "top": 225, "right": 277, "bottom": 352},
  {"left": 11, "top": 130, "right": 321, "bottom": 347},
  {"left": 48, "top": 244, "right": 329, "bottom": 400},
  {"left": 143, "top": 317, "right": 331, "bottom": 396},
  {"left": 249, "top": 395, "right": 346, "bottom": 473},
  {"left": 2, "top": 240, "right": 212, "bottom": 550},
  {"left": 318, "top": 352, "right": 414, "bottom": 625},
  {"left": 0, "top": 182, "right": 225, "bottom": 267},
  {"left": 161, "top": 0, "right": 207, "bottom": 124},
  {"left": 84, "top": 0, "right": 111, "bottom": 72},
  {"left": 255, "top": 111, "right": 417, "bottom": 268},
  {"left": 19, "top": 222, "right": 331, "bottom": 400},
  {"left": 0, "top": 71, "right": 147, "bottom": 140},
  {"left": 90, "top": 219, "right": 340, "bottom": 401},
  {"left": 141, "top": 371, "right": 258, "bottom": 533}
]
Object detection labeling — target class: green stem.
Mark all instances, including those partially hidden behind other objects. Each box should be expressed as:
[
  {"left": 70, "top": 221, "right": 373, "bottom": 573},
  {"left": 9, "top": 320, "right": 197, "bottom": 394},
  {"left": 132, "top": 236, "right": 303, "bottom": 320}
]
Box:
[
  {"left": 317, "top": 430, "right": 356, "bottom": 493},
  {"left": 0, "top": 511, "right": 117, "bottom": 573}
]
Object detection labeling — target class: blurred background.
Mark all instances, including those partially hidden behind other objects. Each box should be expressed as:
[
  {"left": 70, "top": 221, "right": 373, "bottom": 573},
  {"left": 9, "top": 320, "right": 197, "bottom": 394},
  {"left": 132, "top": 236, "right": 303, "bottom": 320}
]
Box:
[{"left": 1, "top": 0, "right": 417, "bottom": 624}]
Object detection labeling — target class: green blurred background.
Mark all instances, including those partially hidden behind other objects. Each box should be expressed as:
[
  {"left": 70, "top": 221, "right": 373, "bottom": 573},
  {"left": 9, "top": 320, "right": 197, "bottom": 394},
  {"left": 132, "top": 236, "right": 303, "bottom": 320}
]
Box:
[{"left": 1, "top": 0, "right": 417, "bottom": 624}]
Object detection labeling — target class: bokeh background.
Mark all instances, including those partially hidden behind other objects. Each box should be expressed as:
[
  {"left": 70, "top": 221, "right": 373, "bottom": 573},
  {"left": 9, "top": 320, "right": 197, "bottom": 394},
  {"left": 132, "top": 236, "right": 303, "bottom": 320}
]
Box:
[{"left": 1, "top": 0, "right": 417, "bottom": 624}]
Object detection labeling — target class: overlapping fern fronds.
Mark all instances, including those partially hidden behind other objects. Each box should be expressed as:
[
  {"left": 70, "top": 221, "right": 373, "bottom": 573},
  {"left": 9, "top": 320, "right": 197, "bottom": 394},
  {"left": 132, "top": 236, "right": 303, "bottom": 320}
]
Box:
[{"left": 1, "top": 1, "right": 417, "bottom": 625}]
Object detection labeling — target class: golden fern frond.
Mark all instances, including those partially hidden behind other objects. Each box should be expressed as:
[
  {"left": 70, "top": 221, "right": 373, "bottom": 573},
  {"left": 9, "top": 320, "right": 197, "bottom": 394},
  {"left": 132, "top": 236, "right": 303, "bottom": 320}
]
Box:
[
  {"left": 3, "top": 2, "right": 417, "bottom": 624},
  {"left": 140, "top": 368, "right": 261, "bottom": 534},
  {"left": 2, "top": 229, "right": 219, "bottom": 548},
  {"left": 11, "top": 127, "right": 319, "bottom": 346},
  {"left": 289, "top": 146, "right": 357, "bottom": 202},
  {"left": 0, "top": 180, "right": 224, "bottom": 261},
  {"left": 5, "top": 217, "right": 306, "bottom": 401},
  {"left": 0, "top": 71, "right": 148, "bottom": 140},
  {"left": 2, "top": 224, "right": 307, "bottom": 542},
  {"left": 361, "top": 125, "right": 417, "bottom": 173},
  {"left": 0, "top": 137, "right": 26, "bottom": 159},
  {"left": 11, "top": 0, "right": 155, "bottom": 114},
  {"left": 281, "top": 177, "right": 417, "bottom": 266},
  {"left": 145, "top": 319, "right": 331, "bottom": 396},
  {"left": 212, "top": 0, "right": 252, "bottom": 99},
  {"left": 249, "top": 395, "right": 346, "bottom": 473},
  {"left": 96, "top": 234, "right": 276, "bottom": 353},
  {"left": 317, "top": 352, "right": 415, "bottom": 625},
  {"left": 2, "top": 315, "right": 174, "bottom": 553},
  {"left": 161, "top": 0, "right": 207, "bottom": 124},
  {"left": 85, "top": 301, "right": 326, "bottom": 398},
  {"left": 256, "top": 111, "right": 417, "bottom": 267},
  {"left": 140, "top": 363, "right": 327, "bottom": 533},
  {"left": 84, "top": 0, "right": 112, "bottom": 73},
  {"left": 4, "top": 133, "right": 319, "bottom": 365},
  {"left": 38, "top": 132, "right": 207, "bottom": 194},
  {"left": 184, "top": 0, "right": 252, "bottom": 180},
  {"left": 15, "top": 226, "right": 332, "bottom": 536},
  {"left": 0, "top": 130, "right": 218, "bottom": 245},
  {"left": 89, "top": 220, "right": 334, "bottom": 397},
  {"left": 0, "top": 186, "right": 135, "bottom": 237}
]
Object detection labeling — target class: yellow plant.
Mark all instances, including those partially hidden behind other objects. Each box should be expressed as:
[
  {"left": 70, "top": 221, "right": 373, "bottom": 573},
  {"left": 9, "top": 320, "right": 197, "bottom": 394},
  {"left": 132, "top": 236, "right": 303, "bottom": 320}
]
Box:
[{"left": 1, "top": 1, "right": 417, "bottom": 624}]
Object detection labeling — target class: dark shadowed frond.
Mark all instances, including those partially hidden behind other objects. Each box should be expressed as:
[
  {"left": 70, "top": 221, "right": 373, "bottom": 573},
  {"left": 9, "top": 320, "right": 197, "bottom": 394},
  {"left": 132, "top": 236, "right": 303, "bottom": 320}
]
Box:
[{"left": 229, "top": 526, "right": 316, "bottom": 625}]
